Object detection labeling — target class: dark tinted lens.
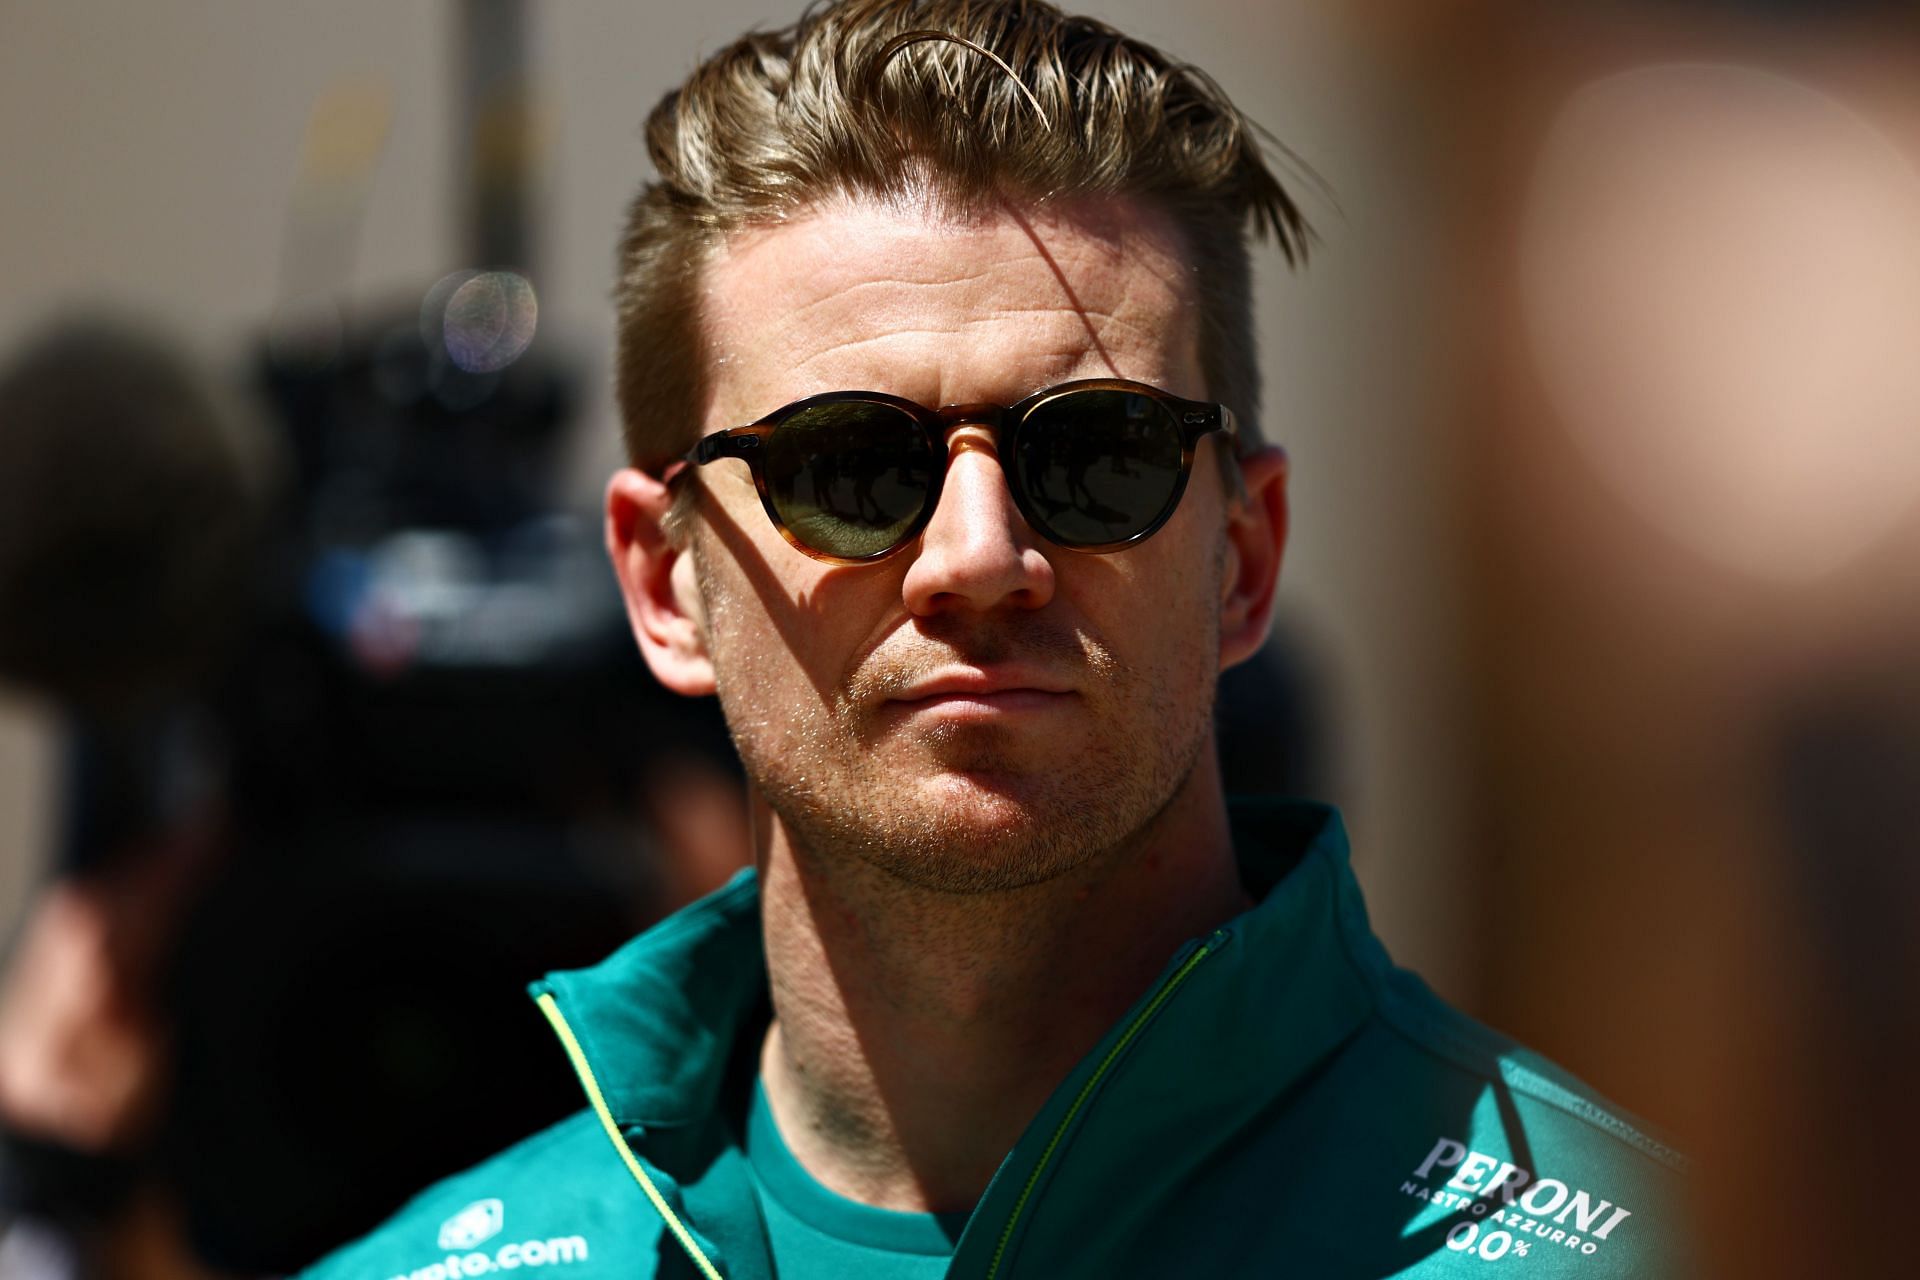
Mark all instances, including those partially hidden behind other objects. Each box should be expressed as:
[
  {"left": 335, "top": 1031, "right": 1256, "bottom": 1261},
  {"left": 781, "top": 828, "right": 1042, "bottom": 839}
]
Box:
[
  {"left": 762, "top": 401, "right": 935, "bottom": 558},
  {"left": 1012, "top": 390, "right": 1184, "bottom": 545}
]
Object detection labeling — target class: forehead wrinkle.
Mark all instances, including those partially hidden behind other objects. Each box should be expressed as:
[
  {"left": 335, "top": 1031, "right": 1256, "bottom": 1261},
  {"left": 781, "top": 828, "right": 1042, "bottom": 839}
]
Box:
[
  {"left": 714, "top": 219, "right": 1179, "bottom": 334},
  {"left": 775, "top": 268, "right": 1004, "bottom": 327},
  {"left": 983, "top": 304, "right": 1183, "bottom": 360},
  {"left": 789, "top": 306, "right": 1132, "bottom": 357},
  {"left": 701, "top": 197, "right": 1202, "bottom": 423},
  {"left": 777, "top": 287, "right": 1175, "bottom": 355},
  {"left": 762, "top": 267, "right": 1145, "bottom": 343},
  {"left": 714, "top": 221, "right": 1022, "bottom": 308},
  {"left": 709, "top": 209, "right": 1182, "bottom": 310},
  {"left": 782, "top": 314, "right": 1176, "bottom": 403}
]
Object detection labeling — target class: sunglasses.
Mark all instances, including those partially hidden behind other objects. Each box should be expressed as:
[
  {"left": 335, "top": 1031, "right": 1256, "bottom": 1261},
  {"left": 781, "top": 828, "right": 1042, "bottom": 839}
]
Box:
[{"left": 666, "top": 378, "right": 1238, "bottom": 565}]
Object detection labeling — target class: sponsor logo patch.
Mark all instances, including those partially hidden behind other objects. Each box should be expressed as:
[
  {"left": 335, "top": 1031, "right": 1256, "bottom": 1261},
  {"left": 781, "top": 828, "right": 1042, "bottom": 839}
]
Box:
[
  {"left": 439, "top": 1201, "right": 505, "bottom": 1252},
  {"left": 385, "top": 1200, "right": 590, "bottom": 1280},
  {"left": 1397, "top": 1136, "right": 1633, "bottom": 1264}
]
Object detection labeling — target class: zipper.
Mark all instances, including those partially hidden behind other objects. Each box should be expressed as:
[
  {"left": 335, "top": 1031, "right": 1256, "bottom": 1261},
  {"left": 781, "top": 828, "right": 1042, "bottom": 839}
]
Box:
[
  {"left": 981, "top": 933, "right": 1224, "bottom": 1280},
  {"left": 533, "top": 991, "right": 726, "bottom": 1280}
]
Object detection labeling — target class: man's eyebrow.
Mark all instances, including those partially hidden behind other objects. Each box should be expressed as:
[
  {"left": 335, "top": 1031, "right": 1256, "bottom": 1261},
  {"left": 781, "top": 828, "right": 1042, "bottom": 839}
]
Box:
[{"left": 1001, "top": 203, "right": 1123, "bottom": 380}]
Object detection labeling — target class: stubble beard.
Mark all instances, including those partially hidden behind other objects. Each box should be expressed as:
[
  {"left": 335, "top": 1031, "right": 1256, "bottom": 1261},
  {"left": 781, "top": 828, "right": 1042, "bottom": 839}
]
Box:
[{"left": 697, "top": 562, "right": 1222, "bottom": 896}]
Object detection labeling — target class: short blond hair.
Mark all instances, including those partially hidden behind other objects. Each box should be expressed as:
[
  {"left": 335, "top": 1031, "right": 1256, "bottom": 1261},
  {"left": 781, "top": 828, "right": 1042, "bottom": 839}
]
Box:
[{"left": 614, "top": 0, "right": 1309, "bottom": 476}]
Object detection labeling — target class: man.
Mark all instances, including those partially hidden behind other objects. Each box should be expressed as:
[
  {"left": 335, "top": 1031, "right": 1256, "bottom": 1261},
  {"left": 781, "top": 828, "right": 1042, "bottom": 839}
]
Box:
[{"left": 305, "top": 2, "right": 1689, "bottom": 1276}]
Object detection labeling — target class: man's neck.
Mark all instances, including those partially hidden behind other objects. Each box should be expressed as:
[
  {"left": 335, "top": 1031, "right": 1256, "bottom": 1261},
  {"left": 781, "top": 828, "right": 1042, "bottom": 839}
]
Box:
[{"left": 755, "top": 753, "right": 1252, "bottom": 1214}]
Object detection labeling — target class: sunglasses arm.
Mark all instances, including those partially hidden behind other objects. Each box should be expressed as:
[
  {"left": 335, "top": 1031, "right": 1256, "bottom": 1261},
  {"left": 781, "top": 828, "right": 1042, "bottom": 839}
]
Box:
[
  {"left": 1217, "top": 406, "right": 1239, "bottom": 448},
  {"left": 660, "top": 427, "right": 770, "bottom": 485}
]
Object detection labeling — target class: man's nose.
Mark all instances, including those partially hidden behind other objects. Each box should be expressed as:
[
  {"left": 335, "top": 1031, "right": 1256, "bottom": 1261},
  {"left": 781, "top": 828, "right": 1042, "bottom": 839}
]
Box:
[{"left": 900, "top": 428, "right": 1056, "bottom": 616}]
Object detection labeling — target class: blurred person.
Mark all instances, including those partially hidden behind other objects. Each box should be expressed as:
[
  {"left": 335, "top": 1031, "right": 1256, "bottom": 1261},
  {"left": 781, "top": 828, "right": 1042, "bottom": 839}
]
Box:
[
  {"left": 0, "top": 322, "right": 272, "bottom": 716},
  {"left": 302, "top": 3, "right": 1691, "bottom": 1278},
  {"left": 1703, "top": 651, "right": 1920, "bottom": 1280},
  {"left": 0, "top": 317, "right": 273, "bottom": 1277},
  {"left": 1436, "top": 5, "right": 1920, "bottom": 1277}
]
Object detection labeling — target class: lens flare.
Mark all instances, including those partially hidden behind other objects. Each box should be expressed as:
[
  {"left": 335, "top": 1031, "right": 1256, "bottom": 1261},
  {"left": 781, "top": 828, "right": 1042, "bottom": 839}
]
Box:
[
  {"left": 438, "top": 270, "right": 538, "bottom": 373},
  {"left": 1518, "top": 63, "right": 1920, "bottom": 583}
]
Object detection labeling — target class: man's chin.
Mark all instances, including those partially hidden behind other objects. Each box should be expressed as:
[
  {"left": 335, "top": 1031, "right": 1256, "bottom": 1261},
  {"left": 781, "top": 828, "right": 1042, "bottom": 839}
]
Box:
[
  {"left": 749, "top": 728, "right": 1186, "bottom": 894},
  {"left": 843, "top": 773, "right": 1115, "bottom": 895}
]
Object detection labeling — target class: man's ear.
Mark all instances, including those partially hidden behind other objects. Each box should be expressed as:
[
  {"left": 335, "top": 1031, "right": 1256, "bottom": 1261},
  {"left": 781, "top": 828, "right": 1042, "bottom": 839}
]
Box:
[
  {"left": 1218, "top": 445, "right": 1289, "bottom": 670},
  {"left": 605, "top": 468, "right": 716, "bottom": 696}
]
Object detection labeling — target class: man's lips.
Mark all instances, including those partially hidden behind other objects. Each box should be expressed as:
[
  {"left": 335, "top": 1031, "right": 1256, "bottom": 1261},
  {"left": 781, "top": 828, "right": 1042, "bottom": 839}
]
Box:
[{"left": 887, "top": 667, "right": 1076, "bottom": 715}]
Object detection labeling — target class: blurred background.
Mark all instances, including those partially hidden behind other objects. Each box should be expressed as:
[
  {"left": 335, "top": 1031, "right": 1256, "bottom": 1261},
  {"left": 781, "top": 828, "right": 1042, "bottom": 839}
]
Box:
[{"left": 1, "top": 0, "right": 1917, "bottom": 1276}]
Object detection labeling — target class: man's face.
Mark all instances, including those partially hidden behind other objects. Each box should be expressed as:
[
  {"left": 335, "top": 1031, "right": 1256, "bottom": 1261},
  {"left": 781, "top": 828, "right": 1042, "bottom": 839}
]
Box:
[{"left": 671, "top": 195, "right": 1243, "bottom": 892}]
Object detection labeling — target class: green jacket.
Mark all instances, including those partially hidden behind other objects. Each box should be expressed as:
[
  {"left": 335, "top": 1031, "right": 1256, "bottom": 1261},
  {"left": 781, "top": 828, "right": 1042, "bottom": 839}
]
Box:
[{"left": 302, "top": 802, "right": 1691, "bottom": 1279}]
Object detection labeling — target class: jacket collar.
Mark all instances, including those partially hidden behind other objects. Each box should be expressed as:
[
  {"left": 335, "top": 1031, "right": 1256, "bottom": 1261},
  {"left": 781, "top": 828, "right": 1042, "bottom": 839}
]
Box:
[
  {"left": 531, "top": 868, "right": 765, "bottom": 1133},
  {"left": 530, "top": 800, "right": 1383, "bottom": 1142}
]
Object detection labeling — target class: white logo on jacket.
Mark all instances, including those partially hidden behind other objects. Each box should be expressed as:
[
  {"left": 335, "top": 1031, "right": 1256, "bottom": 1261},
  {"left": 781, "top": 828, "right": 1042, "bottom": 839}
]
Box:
[
  {"left": 1399, "top": 1136, "right": 1633, "bottom": 1261},
  {"left": 387, "top": 1202, "right": 588, "bottom": 1280},
  {"left": 438, "top": 1200, "right": 505, "bottom": 1251}
]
